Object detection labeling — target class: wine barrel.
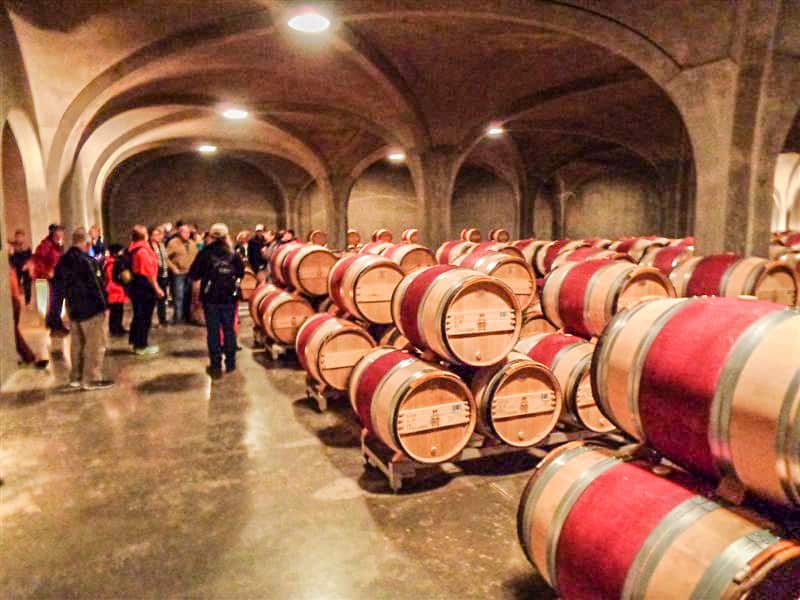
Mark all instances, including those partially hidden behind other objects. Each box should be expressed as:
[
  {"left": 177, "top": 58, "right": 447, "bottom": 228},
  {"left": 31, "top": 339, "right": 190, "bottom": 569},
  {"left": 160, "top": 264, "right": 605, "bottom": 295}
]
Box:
[
  {"left": 490, "top": 228, "right": 510, "bottom": 243},
  {"left": 539, "top": 240, "right": 591, "bottom": 275},
  {"left": 269, "top": 240, "right": 304, "bottom": 286},
  {"left": 639, "top": 243, "right": 694, "bottom": 275},
  {"left": 519, "top": 306, "right": 557, "bottom": 338},
  {"left": 359, "top": 241, "right": 393, "bottom": 255},
  {"left": 349, "top": 348, "right": 476, "bottom": 463},
  {"left": 516, "top": 333, "right": 613, "bottom": 432},
  {"left": 282, "top": 244, "right": 337, "bottom": 297},
  {"left": 513, "top": 239, "right": 549, "bottom": 271},
  {"left": 465, "top": 241, "right": 525, "bottom": 261},
  {"left": 549, "top": 247, "right": 631, "bottom": 270},
  {"left": 295, "top": 314, "right": 375, "bottom": 390},
  {"left": 541, "top": 259, "right": 675, "bottom": 339},
  {"left": 611, "top": 236, "right": 670, "bottom": 262},
  {"left": 378, "top": 326, "right": 412, "bottom": 350},
  {"left": 518, "top": 441, "right": 800, "bottom": 600},
  {"left": 328, "top": 254, "right": 404, "bottom": 324},
  {"left": 248, "top": 282, "right": 278, "bottom": 323},
  {"left": 670, "top": 254, "right": 799, "bottom": 306},
  {"left": 371, "top": 228, "right": 393, "bottom": 243},
  {"left": 668, "top": 235, "right": 695, "bottom": 248},
  {"left": 382, "top": 243, "right": 437, "bottom": 274},
  {"left": 346, "top": 229, "right": 361, "bottom": 249},
  {"left": 460, "top": 228, "right": 482, "bottom": 242},
  {"left": 240, "top": 267, "right": 258, "bottom": 301},
  {"left": 306, "top": 230, "right": 327, "bottom": 246},
  {"left": 584, "top": 237, "right": 614, "bottom": 249},
  {"left": 592, "top": 296, "right": 800, "bottom": 507},
  {"left": 257, "top": 289, "right": 314, "bottom": 344},
  {"left": 471, "top": 352, "right": 562, "bottom": 447},
  {"left": 452, "top": 249, "right": 537, "bottom": 310},
  {"left": 391, "top": 265, "right": 521, "bottom": 366},
  {"left": 435, "top": 239, "right": 477, "bottom": 264},
  {"left": 401, "top": 228, "right": 420, "bottom": 243}
]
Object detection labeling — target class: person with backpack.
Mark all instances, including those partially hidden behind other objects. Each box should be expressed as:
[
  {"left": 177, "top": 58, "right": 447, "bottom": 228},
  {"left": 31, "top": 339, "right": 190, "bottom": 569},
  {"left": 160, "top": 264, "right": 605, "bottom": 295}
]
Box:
[
  {"left": 105, "top": 244, "right": 128, "bottom": 337},
  {"left": 188, "top": 223, "right": 245, "bottom": 379},
  {"left": 53, "top": 227, "right": 113, "bottom": 390},
  {"left": 126, "top": 225, "right": 164, "bottom": 355}
]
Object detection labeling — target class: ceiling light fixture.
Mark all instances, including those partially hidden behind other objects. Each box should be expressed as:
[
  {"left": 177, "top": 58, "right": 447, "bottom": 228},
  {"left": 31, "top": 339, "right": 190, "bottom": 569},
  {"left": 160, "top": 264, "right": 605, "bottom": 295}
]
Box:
[
  {"left": 197, "top": 144, "right": 218, "bottom": 154},
  {"left": 486, "top": 125, "right": 505, "bottom": 137},
  {"left": 288, "top": 9, "right": 331, "bottom": 33},
  {"left": 221, "top": 107, "right": 249, "bottom": 120},
  {"left": 387, "top": 151, "right": 406, "bottom": 163}
]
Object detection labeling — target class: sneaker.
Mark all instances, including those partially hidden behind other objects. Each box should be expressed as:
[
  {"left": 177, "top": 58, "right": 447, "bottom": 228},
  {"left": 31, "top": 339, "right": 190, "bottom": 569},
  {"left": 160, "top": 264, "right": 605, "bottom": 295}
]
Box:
[
  {"left": 134, "top": 345, "right": 160, "bottom": 356},
  {"left": 82, "top": 380, "right": 115, "bottom": 391},
  {"left": 68, "top": 381, "right": 82, "bottom": 389},
  {"left": 206, "top": 366, "right": 223, "bottom": 380},
  {"left": 225, "top": 365, "right": 237, "bottom": 374}
]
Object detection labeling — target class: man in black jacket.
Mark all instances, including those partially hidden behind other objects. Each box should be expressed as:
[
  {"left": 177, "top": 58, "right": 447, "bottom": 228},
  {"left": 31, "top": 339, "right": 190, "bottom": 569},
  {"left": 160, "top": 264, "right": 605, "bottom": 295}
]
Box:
[
  {"left": 189, "top": 223, "right": 245, "bottom": 379},
  {"left": 247, "top": 225, "right": 266, "bottom": 273},
  {"left": 53, "top": 227, "right": 113, "bottom": 391}
]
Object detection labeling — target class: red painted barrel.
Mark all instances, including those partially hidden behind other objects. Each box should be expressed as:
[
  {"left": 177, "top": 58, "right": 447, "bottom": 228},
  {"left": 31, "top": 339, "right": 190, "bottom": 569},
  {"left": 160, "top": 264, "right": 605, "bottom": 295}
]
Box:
[
  {"left": 592, "top": 296, "right": 800, "bottom": 507},
  {"left": 639, "top": 244, "right": 694, "bottom": 276},
  {"left": 435, "top": 239, "right": 476, "bottom": 264},
  {"left": 518, "top": 442, "right": 800, "bottom": 600}
]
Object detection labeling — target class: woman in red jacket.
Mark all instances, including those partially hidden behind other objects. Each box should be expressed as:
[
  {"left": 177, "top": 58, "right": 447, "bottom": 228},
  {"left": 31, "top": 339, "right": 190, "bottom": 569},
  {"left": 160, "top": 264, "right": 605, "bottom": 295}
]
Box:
[
  {"left": 104, "top": 244, "right": 128, "bottom": 336},
  {"left": 128, "top": 225, "right": 164, "bottom": 355}
]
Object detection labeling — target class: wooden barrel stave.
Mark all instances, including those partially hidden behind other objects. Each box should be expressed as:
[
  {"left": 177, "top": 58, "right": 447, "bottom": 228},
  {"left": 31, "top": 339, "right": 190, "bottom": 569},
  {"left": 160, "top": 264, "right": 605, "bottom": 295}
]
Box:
[
  {"left": 258, "top": 289, "right": 314, "bottom": 344},
  {"left": 330, "top": 254, "right": 404, "bottom": 324},
  {"left": 435, "top": 239, "right": 477, "bottom": 264},
  {"left": 285, "top": 244, "right": 337, "bottom": 297},
  {"left": 453, "top": 249, "right": 537, "bottom": 310},
  {"left": 382, "top": 243, "right": 437, "bottom": 274}
]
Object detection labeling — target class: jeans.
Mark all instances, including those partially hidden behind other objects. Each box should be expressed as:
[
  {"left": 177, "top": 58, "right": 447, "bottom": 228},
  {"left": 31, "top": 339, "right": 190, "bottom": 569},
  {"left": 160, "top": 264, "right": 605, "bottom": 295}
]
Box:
[
  {"left": 129, "top": 285, "right": 156, "bottom": 349},
  {"left": 45, "top": 279, "right": 66, "bottom": 331},
  {"left": 109, "top": 303, "right": 125, "bottom": 335},
  {"left": 171, "top": 274, "right": 188, "bottom": 323},
  {"left": 203, "top": 303, "right": 237, "bottom": 370},
  {"left": 70, "top": 312, "right": 107, "bottom": 383},
  {"left": 156, "top": 275, "right": 169, "bottom": 324}
]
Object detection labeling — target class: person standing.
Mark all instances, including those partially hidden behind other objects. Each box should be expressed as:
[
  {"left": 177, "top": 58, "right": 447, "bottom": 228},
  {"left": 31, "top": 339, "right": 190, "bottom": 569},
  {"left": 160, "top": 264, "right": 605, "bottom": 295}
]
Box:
[
  {"left": 53, "top": 227, "right": 113, "bottom": 390},
  {"left": 104, "top": 244, "right": 128, "bottom": 337},
  {"left": 32, "top": 224, "right": 67, "bottom": 335},
  {"left": 9, "top": 229, "right": 32, "bottom": 305},
  {"left": 247, "top": 225, "right": 267, "bottom": 274},
  {"left": 9, "top": 259, "right": 36, "bottom": 365},
  {"left": 149, "top": 225, "right": 170, "bottom": 327},
  {"left": 189, "top": 223, "right": 244, "bottom": 379},
  {"left": 128, "top": 225, "right": 164, "bottom": 355},
  {"left": 88, "top": 224, "right": 106, "bottom": 263},
  {"left": 166, "top": 224, "right": 197, "bottom": 323}
]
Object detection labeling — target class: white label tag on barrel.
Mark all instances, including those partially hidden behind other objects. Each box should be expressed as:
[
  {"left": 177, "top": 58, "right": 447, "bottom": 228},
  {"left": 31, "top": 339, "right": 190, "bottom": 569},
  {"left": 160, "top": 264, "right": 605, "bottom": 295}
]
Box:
[
  {"left": 355, "top": 283, "right": 395, "bottom": 303},
  {"left": 396, "top": 402, "right": 470, "bottom": 435},
  {"left": 445, "top": 309, "right": 515, "bottom": 336},
  {"left": 576, "top": 385, "right": 595, "bottom": 409},
  {"left": 319, "top": 349, "right": 370, "bottom": 370},
  {"left": 491, "top": 390, "right": 554, "bottom": 420}
]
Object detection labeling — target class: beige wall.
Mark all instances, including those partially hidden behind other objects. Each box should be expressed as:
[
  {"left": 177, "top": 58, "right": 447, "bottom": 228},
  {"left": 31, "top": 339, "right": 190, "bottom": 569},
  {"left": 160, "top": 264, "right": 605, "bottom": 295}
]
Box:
[
  {"left": 296, "top": 182, "right": 326, "bottom": 237},
  {"left": 2, "top": 124, "right": 30, "bottom": 242},
  {"left": 105, "top": 154, "right": 283, "bottom": 244},
  {"left": 564, "top": 173, "right": 661, "bottom": 239},
  {"left": 347, "top": 162, "right": 416, "bottom": 242},
  {"left": 452, "top": 166, "right": 516, "bottom": 239}
]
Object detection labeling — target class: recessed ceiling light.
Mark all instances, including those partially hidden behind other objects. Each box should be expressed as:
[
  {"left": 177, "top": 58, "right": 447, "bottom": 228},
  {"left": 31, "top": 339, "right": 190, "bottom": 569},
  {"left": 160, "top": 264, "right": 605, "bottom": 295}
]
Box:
[
  {"left": 486, "top": 125, "right": 505, "bottom": 137},
  {"left": 387, "top": 151, "right": 406, "bottom": 163},
  {"left": 288, "top": 9, "right": 331, "bottom": 33},
  {"left": 197, "top": 144, "right": 218, "bottom": 154},
  {"left": 221, "top": 107, "right": 249, "bottom": 120}
]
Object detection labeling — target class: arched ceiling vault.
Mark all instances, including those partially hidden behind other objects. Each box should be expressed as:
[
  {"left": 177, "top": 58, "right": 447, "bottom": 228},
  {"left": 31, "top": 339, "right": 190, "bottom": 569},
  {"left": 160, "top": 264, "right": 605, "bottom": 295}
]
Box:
[{"left": 7, "top": 0, "right": 708, "bottom": 224}]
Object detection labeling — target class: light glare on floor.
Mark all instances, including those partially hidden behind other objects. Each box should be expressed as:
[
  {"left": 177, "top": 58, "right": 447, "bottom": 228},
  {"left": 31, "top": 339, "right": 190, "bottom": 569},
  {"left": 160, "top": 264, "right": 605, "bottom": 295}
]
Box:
[
  {"left": 288, "top": 10, "right": 331, "bottom": 33},
  {"left": 197, "top": 144, "right": 217, "bottom": 154}
]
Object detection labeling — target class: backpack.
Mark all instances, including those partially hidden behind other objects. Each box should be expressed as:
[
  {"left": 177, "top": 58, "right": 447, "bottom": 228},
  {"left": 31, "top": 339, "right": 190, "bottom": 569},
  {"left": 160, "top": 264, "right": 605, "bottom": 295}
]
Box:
[
  {"left": 112, "top": 247, "right": 139, "bottom": 287},
  {"left": 204, "top": 253, "right": 239, "bottom": 302}
]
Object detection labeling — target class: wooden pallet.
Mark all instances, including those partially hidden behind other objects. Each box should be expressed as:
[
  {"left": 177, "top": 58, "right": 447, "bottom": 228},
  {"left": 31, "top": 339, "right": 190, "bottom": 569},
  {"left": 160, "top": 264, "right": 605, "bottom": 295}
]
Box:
[
  {"left": 252, "top": 327, "right": 292, "bottom": 361},
  {"left": 361, "top": 427, "right": 621, "bottom": 492},
  {"left": 305, "top": 376, "right": 347, "bottom": 413}
]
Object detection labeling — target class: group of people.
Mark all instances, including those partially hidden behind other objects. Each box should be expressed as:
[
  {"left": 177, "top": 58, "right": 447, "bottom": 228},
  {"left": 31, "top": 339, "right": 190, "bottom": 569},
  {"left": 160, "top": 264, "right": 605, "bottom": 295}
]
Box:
[{"left": 7, "top": 219, "right": 274, "bottom": 389}]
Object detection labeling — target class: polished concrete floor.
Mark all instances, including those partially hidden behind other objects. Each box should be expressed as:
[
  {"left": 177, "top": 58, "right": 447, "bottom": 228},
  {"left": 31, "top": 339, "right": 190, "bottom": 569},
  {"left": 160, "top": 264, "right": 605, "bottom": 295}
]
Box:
[{"left": 1, "top": 310, "right": 554, "bottom": 599}]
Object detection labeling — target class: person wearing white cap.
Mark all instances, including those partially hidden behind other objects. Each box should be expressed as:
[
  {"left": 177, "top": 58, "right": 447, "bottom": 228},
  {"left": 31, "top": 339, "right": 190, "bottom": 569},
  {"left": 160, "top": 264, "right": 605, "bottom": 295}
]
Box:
[
  {"left": 188, "top": 223, "right": 245, "bottom": 379},
  {"left": 247, "top": 225, "right": 268, "bottom": 273}
]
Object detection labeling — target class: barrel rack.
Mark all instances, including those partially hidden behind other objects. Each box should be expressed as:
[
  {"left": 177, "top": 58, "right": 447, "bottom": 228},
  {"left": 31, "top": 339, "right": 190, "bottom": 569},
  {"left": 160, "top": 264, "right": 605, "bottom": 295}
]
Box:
[
  {"left": 253, "top": 326, "right": 293, "bottom": 362},
  {"left": 361, "top": 427, "right": 626, "bottom": 492},
  {"left": 305, "top": 376, "right": 344, "bottom": 412}
]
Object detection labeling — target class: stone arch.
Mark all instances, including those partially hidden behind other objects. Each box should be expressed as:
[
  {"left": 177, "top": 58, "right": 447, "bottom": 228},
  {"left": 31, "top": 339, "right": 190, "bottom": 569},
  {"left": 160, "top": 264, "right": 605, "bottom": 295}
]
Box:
[
  {"left": 4, "top": 110, "right": 47, "bottom": 241},
  {"left": 1, "top": 122, "right": 32, "bottom": 244}
]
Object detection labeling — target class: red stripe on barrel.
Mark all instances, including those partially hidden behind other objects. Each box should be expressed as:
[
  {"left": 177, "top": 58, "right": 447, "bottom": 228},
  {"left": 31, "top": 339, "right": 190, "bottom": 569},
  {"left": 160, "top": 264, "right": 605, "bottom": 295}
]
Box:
[
  {"left": 398, "top": 265, "right": 457, "bottom": 350},
  {"left": 459, "top": 246, "right": 494, "bottom": 269},
  {"left": 652, "top": 246, "right": 685, "bottom": 275},
  {"left": 329, "top": 255, "right": 358, "bottom": 310},
  {"left": 543, "top": 240, "right": 572, "bottom": 272},
  {"left": 637, "top": 296, "right": 778, "bottom": 478},
  {"left": 522, "top": 333, "right": 584, "bottom": 368},
  {"left": 281, "top": 244, "right": 306, "bottom": 288},
  {"left": 438, "top": 240, "right": 463, "bottom": 264},
  {"left": 556, "top": 461, "right": 700, "bottom": 600},
  {"left": 354, "top": 350, "right": 410, "bottom": 433},
  {"left": 558, "top": 260, "right": 611, "bottom": 338},
  {"left": 295, "top": 313, "right": 332, "bottom": 372},
  {"left": 685, "top": 254, "right": 740, "bottom": 297}
]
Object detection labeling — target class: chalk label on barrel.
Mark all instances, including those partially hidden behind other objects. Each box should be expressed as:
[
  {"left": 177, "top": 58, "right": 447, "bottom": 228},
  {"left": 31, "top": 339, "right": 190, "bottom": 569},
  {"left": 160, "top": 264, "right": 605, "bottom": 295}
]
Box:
[
  {"left": 446, "top": 309, "right": 515, "bottom": 335},
  {"left": 492, "top": 390, "right": 555, "bottom": 420},
  {"left": 397, "top": 402, "right": 470, "bottom": 434}
]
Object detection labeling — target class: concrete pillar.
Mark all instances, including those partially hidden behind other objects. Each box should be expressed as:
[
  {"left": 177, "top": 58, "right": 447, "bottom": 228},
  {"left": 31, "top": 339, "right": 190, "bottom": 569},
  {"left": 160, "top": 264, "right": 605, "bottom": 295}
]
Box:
[
  {"left": 519, "top": 177, "right": 540, "bottom": 239},
  {"left": 408, "top": 146, "right": 459, "bottom": 248},
  {"left": 327, "top": 175, "right": 351, "bottom": 250}
]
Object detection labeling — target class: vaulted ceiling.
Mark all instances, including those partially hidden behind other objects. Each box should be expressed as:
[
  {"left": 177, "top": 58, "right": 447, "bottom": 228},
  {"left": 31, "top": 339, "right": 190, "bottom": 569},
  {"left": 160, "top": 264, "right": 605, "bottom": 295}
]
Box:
[{"left": 5, "top": 0, "right": 714, "bottom": 213}]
